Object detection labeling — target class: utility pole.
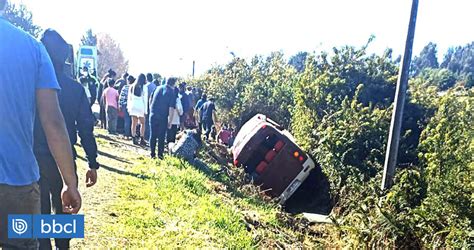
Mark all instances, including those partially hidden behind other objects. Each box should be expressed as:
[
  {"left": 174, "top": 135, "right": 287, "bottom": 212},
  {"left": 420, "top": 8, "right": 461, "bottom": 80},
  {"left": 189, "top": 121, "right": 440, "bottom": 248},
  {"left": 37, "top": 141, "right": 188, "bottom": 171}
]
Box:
[
  {"left": 192, "top": 60, "right": 195, "bottom": 77},
  {"left": 381, "top": 0, "right": 419, "bottom": 190}
]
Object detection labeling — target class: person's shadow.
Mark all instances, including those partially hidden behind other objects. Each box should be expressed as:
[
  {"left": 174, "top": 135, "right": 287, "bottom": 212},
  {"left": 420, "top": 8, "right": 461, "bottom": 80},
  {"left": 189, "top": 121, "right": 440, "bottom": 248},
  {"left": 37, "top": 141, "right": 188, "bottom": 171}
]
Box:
[{"left": 76, "top": 155, "right": 150, "bottom": 180}]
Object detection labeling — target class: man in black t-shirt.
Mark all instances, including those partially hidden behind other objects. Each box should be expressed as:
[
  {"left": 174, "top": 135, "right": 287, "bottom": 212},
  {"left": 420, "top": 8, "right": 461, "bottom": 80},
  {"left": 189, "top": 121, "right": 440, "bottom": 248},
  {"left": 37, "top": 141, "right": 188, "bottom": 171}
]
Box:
[
  {"left": 149, "top": 77, "right": 177, "bottom": 159},
  {"left": 201, "top": 97, "right": 217, "bottom": 141}
]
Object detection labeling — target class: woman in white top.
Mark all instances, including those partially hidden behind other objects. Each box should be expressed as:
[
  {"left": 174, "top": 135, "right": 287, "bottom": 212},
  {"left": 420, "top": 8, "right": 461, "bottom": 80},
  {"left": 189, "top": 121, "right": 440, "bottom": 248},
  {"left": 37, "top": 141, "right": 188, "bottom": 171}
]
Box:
[
  {"left": 166, "top": 88, "right": 184, "bottom": 143},
  {"left": 127, "top": 73, "right": 147, "bottom": 145},
  {"left": 167, "top": 87, "right": 184, "bottom": 144}
]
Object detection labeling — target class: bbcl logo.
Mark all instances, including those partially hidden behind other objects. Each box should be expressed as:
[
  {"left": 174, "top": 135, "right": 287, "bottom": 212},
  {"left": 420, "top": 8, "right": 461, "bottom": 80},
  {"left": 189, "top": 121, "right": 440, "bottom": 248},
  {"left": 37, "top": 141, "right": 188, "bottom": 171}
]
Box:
[
  {"left": 8, "top": 215, "right": 84, "bottom": 239},
  {"left": 8, "top": 215, "right": 32, "bottom": 238},
  {"left": 11, "top": 217, "right": 29, "bottom": 235}
]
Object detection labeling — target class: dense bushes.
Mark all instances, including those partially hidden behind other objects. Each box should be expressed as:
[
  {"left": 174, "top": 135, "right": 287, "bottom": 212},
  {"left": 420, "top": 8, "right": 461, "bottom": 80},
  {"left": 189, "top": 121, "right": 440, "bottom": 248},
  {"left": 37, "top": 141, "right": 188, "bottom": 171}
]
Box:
[
  {"left": 189, "top": 42, "right": 473, "bottom": 248},
  {"left": 192, "top": 52, "right": 296, "bottom": 128},
  {"left": 415, "top": 90, "right": 473, "bottom": 247}
]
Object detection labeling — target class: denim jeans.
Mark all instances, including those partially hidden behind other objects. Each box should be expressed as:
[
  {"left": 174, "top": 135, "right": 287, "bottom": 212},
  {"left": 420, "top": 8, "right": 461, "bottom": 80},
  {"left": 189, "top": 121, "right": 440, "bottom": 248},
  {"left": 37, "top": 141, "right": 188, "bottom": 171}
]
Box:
[
  {"left": 124, "top": 109, "right": 132, "bottom": 137},
  {"left": 204, "top": 118, "right": 214, "bottom": 140},
  {"left": 106, "top": 106, "right": 118, "bottom": 133},
  {"left": 144, "top": 113, "right": 150, "bottom": 141},
  {"left": 150, "top": 119, "right": 168, "bottom": 158}
]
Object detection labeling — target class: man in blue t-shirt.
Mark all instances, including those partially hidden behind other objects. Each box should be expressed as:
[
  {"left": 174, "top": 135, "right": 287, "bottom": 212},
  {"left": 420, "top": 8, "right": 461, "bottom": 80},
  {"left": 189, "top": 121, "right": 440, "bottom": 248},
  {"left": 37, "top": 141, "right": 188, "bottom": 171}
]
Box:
[
  {"left": 149, "top": 77, "right": 177, "bottom": 159},
  {"left": 0, "top": 2, "right": 81, "bottom": 248}
]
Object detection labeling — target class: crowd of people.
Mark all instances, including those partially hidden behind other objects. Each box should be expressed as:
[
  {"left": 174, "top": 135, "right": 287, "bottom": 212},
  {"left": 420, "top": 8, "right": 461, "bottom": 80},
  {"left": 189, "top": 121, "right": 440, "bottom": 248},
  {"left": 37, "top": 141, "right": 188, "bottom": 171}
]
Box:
[
  {"left": 81, "top": 67, "right": 226, "bottom": 159},
  {"left": 79, "top": 67, "right": 238, "bottom": 163},
  {"left": 0, "top": 0, "right": 237, "bottom": 248}
]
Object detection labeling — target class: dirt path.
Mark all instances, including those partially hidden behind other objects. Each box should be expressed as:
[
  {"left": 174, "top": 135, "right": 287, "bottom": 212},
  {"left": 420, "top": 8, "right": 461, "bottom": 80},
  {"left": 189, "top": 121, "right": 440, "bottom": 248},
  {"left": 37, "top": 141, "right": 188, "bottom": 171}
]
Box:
[{"left": 71, "top": 129, "right": 148, "bottom": 248}]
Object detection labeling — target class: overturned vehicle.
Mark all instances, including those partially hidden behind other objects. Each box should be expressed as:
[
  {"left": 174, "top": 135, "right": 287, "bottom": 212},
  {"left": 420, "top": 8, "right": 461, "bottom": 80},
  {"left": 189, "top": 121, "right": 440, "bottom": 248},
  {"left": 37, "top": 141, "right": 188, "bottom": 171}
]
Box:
[{"left": 232, "top": 114, "right": 316, "bottom": 204}]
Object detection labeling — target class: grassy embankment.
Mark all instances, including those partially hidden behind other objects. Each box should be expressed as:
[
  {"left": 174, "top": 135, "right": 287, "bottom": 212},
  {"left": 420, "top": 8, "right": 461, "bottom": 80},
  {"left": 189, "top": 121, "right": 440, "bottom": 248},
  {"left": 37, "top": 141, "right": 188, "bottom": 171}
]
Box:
[{"left": 72, "top": 129, "right": 331, "bottom": 248}]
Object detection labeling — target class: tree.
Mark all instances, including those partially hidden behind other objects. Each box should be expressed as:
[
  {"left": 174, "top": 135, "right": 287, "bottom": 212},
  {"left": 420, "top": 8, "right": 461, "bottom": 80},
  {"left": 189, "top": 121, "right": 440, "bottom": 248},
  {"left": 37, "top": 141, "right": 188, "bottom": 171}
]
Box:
[
  {"left": 419, "top": 68, "right": 457, "bottom": 91},
  {"left": 441, "top": 42, "right": 474, "bottom": 77},
  {"left": 80, "top": 29, "right": 97, "bottom": 46},
  {"left": 464, "top": 73, "right": 474, "bottom": 88},
  {"left": 4, "top": 3, "right": 41, "bottom": 37},
  {"left": 288, "top": 51, "right": 308, "bottom": 73},
  {"left": 96, "top": 33, "right": 128, "bottom": 77},
  {"left": 411, "top": 42, "right": 439, "bottom": 76},
  {"left": 440, "top": 47, "right": 454, "bottom": 69}
]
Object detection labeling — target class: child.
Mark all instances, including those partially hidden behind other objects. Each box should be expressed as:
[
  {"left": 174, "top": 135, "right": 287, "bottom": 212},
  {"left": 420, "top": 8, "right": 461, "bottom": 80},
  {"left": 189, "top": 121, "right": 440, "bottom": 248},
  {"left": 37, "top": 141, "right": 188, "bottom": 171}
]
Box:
[{"left": 102, "top": 79, "right": 119, "bottom": 134}]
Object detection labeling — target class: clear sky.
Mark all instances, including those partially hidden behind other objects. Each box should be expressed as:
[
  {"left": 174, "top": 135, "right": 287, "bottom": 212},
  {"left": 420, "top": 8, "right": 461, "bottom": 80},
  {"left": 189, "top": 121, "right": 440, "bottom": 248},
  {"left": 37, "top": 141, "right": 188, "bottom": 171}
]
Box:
[{"left": 9, "top": 0, "right": 474, "bottom": 77}]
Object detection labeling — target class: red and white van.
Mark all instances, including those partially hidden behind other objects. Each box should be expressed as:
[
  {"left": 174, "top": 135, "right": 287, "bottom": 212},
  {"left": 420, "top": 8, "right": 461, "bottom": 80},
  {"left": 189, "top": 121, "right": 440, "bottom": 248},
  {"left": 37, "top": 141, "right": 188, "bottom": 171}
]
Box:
[{"left": 232, "top": 114, "right": 316, "bottom": 204}]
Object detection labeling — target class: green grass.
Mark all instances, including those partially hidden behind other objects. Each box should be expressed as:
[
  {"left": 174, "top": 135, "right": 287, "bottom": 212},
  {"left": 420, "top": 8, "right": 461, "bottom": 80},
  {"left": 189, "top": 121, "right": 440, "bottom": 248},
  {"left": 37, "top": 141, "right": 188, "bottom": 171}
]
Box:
[
  {"left": 71, "top": 129, "right": 329, "bottom": 248},
  {"left": 107, "top": 156, "right": 256, "bottom": 248},
  {"left": 105, "top": 154, "right": 325, "bottom": 248}
]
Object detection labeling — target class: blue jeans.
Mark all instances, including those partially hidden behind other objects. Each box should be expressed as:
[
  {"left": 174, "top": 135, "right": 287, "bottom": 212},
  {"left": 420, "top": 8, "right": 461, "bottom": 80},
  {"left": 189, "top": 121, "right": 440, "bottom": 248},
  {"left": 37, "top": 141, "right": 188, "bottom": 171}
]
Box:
[
  {"left": 145, "top": 113, "right": 151, "bottom": 141},
  {"left": 106, "top": 106, "right": 118, "bottom": 134},
  {"left": 124, "top": 109, "right": 131, "bottom": 137},
  {"left": 150, "top": 119, "right": 168, "bottom": 158},
  {"left": 204, "top": 118, "right": 214, "bottom": 140}
]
